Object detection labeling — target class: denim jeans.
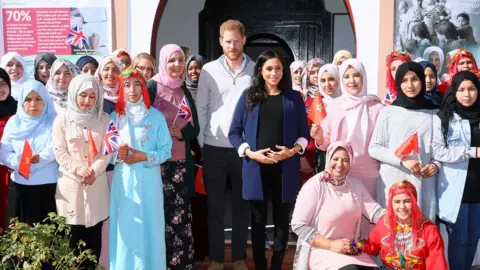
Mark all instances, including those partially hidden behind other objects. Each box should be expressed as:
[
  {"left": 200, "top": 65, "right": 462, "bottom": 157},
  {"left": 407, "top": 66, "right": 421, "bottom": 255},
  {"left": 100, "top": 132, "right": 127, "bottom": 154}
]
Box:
[{"left": 444, "top": 203, "right": 480, "bottom": 270}]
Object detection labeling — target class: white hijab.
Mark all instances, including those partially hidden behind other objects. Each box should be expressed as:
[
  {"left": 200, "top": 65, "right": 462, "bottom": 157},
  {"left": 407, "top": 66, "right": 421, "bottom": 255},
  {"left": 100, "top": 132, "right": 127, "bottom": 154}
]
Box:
[
  {"left": 423, "top": 46, "right": 444, "bottom": 73},
  {"left": 318, "top": 64, "right": 341, "bottom": 106},
  {"left": 67, "top": 74, "right": 104, "bottom": 125},
  {"left": 0, "top": 52, "right": 26, "bottom": 101}
]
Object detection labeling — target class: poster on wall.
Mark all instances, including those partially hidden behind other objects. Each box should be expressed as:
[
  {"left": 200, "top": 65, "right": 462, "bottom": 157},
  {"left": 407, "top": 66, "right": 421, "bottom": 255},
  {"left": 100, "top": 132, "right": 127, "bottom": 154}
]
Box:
[
  {"left": 0, "top": 0, "right": 112, "bottom": 78},
  {"left": 393, "top": 0, "right": 480, "bottom": 75}
]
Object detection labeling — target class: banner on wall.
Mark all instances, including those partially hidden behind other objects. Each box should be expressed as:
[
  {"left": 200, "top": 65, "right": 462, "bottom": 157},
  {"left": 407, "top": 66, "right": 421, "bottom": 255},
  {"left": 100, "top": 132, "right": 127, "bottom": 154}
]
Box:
[
  {"left": 393, "top": 0, "right": 480, "bottom": 75},
  {"left": 0, "top": 0, "right": 112, "bottom": 78}
]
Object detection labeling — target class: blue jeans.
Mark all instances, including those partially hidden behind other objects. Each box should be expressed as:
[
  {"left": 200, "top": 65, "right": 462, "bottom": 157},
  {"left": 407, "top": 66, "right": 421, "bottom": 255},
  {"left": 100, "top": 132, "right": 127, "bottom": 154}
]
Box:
[{"left": 445, "top": 203, "right": 480, "bottom": 270}]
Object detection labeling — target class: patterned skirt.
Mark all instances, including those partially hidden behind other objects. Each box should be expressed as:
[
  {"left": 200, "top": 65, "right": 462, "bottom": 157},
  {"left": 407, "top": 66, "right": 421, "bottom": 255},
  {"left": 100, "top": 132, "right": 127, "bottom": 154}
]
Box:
[{"left": 162, "top": 160, "right": 194, "bottom": 269}]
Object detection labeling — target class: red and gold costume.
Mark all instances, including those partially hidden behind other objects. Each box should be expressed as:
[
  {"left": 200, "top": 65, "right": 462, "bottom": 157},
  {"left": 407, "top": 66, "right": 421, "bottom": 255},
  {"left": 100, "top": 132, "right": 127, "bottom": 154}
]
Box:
[
  {"left": 385, "top": 50, "right": 412, "bottom": 103},
  {"left": 353, "top": 180, "right": 447, "bottom": 270},
  {"left": 438, "top": 48, "right": 480, "bottom": 96}
]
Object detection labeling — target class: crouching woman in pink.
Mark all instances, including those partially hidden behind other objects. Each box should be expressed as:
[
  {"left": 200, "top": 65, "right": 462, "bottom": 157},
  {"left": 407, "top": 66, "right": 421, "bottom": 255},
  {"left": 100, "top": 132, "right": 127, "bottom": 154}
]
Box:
[{"left": 291, "top": 141, "right": 385, "bottom": 270}]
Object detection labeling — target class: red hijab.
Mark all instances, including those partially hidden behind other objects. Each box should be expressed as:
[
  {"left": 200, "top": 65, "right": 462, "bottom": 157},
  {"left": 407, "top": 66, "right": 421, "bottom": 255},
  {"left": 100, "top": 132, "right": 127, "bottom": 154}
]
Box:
[
  {"left": 438, "top": 49, "right": 480, "bottom": 96},
  {"left": 385, "top": 50, "right": 412, "bottom": 96}
]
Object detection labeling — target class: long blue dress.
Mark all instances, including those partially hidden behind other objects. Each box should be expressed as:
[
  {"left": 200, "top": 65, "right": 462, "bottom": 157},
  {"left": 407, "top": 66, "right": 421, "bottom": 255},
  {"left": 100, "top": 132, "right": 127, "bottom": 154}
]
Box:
[{"left": 109, "top": 107, "right": 172, "bottom": 270}]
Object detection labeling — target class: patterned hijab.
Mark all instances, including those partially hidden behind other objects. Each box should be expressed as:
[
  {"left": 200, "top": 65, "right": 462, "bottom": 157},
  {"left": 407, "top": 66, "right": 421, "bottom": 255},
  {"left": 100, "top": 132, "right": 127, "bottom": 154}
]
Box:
[
  {"left": 94, "top": 56, "right": 124, "bottom": 103},
  {"left": 302, "top": 58, "right": 325, "bottom": 98},
  {"left": 0, "top": 52, "right": 26, "bottom": 101},
  {"left": 449, "top": 49, "right": 480, "bottom": 78},
  {"left": 290, "top": 60, "right": 306, "bottom": 92},
  {"left": 34, "top": 52, "right": 57, "bottom": 85},
  {"left": 317, "top": 141, "right": 354, "bottom": 186},
  {"left": 385, "top": 50, "right": 411, "bottom": 96},
  {"left": 67, "top": 74, "right": 104, "bottom": 125},
  {"left": 46, "top": 59, "right": 80, "bottom": 111}
]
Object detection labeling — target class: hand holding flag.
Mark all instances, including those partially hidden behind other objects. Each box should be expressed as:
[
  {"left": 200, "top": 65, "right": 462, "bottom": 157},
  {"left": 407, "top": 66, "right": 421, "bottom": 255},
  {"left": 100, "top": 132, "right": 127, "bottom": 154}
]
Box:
[
  {"left": 19, "top": 140, "right": 33, "bottom": 179},
  {"left": 307, "top": 94, "right": 327, "bottom": 125},
  {"left": 173, "top": 95, "right": 193, "bottom": 126},
  {"left": 395, "top": 132, "right": 419, "bottom": 157}
]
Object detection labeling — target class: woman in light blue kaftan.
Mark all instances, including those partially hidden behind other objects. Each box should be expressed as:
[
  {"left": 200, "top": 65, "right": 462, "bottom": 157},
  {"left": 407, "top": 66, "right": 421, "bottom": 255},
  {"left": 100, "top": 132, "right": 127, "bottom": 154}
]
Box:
[{"left": 109, "top": 69, "right": 172, "bottom": 270}]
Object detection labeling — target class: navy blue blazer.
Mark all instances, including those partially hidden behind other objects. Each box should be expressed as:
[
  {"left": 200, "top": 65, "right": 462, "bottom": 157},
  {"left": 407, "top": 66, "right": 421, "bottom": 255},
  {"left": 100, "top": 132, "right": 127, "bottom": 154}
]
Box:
[{"left": 228, "top": 90, "right": 310, "bottom": 203}]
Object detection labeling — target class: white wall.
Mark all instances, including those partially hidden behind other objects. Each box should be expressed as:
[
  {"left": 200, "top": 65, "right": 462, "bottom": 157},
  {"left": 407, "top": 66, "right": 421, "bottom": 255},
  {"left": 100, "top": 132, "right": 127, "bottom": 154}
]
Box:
[{"left": 126, "top": 0, "right": 159, "bottom": 56}]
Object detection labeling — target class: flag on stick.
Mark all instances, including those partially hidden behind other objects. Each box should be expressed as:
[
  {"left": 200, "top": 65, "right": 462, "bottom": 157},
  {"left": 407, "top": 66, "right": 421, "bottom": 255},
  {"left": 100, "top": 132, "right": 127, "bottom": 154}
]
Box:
[
  {"left": 395, "top": 132, "right": 419, "bottom": 157},
  {"left": 88, "top": 130, "right": 98, "bottom": 166},
  {"left": 19, "top": 140, "right": 32, "bottom": 179},
  {"left": 307, "top": 93, "right": 327, "bottom": 125}
]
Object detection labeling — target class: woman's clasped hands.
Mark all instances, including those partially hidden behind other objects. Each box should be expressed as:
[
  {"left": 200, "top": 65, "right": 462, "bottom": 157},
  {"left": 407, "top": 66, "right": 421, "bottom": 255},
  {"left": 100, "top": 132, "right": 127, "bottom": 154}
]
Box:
[{"left": 117, "top": 144, "right": 147, "bottom": 165}]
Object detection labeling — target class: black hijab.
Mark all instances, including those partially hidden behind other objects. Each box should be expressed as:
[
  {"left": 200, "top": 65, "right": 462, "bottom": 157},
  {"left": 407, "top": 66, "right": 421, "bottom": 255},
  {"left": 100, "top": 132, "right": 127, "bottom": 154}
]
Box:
[
  {"left": 185, "top": 54, "right": 205, "bottom": 99},
  {"left": 437, "top": 71, "right": 480, "bottom": 145},
  {"left": 391, "top": 61, "right": 437, "bottom": 110},
  {"left": 34, "top": 52, "right": 57, "bottom": 85},
  {"left": 0, "top": 67, "right": 17, "bottom": 118}
]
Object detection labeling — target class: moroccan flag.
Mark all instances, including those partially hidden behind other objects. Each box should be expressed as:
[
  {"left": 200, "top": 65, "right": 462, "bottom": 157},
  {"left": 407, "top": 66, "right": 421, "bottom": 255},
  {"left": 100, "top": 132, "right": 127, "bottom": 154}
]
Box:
[
  {"left": 18, "top": 140, "right": 32, "bottom": 179},
  {"left": 395, "top": 132, "right": 419, "bottom": 157},
  {"left": 307, "top": 93, "right": 327, "bottom": 124},
  {"left": 195, "top": 167, "right": 206, "bottom": 195},
  {"left": 88, "top": 130, "right": 98, "bottom": 166}
]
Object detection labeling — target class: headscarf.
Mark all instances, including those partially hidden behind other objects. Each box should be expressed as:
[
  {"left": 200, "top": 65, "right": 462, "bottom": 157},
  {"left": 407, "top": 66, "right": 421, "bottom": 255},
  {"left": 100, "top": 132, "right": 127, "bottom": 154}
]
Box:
[
  {"left": 67, "top": 74, "right": 104, "bottom": 125},
  {"left": 0, "top": 52, "right": 26, "bottom": 101},
  {"left": 447, "top": 49, "right": 459, "bottom": 60},
  {"left": 385, "top": 50, "right": 412, "bottom": 96},
  {"left": 386, "top": 179, "right": 423, "bottom": 253},
  {"left": 185, "top": 54, "right": 205, "bottom": 99},
  {"left": 46, "top": 59, "right": 80, "bottom": 111},
  {"left": 423, "top": 46, "right": 445, "bottom": 73},
  {"left": 437, "top": 71, "right": 480, "bottom": 145},
  {"left": 392, "top": 61, "right": 437, "bottom": 110},
  {"left": 317, "top": 141, "right": 354, "bottom": 186},
  {"left": 301, "top": 58, "right": 325, "bottom": 98},
  {"left": 151, "top": 44, "right": 185, "bottom": 89},
  {"left": 112, "top": 49, "right": 131, "bottom": 60},
  {"left": 0, "top": 68, "right": 17, "bottom": 118},
  {"left": 34, "top": 52, "right": 57, "bottom": 85},
  {"left": 76, "top": 55, "right": 99, "bottom": 70},
  {"left": 339, "top": 59, "right": 381, "bottom": 156},
  {"left": 94, "top": 56, "right": 124, "bottom": 103},
  {"left": 290, "top": 60, "right": 306, "bottom": 92},
  {"left": 332, "top": 50, "right": 353, "bottom": 65},
  {"left": 318, "top": 63, "right": 341, "bottom": 105},
  {"left": 448, "top": 48, "right": 480, "bottom": 78},
  {"left": 419, "top": 61, "right": 442, "bottom": 107},
  {"left": 2, "top": 80, "right": 56, "bottom": 151}
]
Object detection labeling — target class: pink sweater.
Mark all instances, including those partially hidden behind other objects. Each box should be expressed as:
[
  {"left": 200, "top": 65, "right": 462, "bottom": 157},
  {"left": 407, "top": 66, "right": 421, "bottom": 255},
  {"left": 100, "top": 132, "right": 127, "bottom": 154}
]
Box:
[{"left": 318, "top": 97, "right": 384, "bottom": 197}]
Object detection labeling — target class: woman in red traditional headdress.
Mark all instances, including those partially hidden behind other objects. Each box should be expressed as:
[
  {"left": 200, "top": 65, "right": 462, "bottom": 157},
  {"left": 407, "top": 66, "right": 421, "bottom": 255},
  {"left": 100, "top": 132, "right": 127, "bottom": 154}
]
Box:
[
  {"left": 352, "top": 179, "right": 448, "bottom": 270},
  {"left": 438, "top": 48, "right": 480, "bottom": 96},
  {"left": 384, "top": 50, "right": 411, "bottom": 104}
]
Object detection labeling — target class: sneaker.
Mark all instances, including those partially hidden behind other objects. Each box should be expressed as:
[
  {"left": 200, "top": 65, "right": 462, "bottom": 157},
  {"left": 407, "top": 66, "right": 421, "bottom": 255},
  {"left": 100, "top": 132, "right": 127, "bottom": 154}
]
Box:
[
  {"left": 233, "top": 260, "right": 248, "bottom": 270},
  {"left": 207, "top": 261, "right": 224, "bottom": 270}
]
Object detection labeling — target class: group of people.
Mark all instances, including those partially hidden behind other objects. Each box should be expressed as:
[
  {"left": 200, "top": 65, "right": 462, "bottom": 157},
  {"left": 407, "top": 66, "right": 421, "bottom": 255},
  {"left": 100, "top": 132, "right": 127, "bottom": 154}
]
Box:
[{"left": 0, "top": 17, "right": 479, "bottom": 270}]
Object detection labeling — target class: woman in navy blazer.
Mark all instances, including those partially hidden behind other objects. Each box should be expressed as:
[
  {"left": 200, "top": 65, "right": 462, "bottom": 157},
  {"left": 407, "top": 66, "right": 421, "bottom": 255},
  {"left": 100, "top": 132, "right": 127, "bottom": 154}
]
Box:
[{"left": 228, "top": 50, "right": 310, "bottom": 270}]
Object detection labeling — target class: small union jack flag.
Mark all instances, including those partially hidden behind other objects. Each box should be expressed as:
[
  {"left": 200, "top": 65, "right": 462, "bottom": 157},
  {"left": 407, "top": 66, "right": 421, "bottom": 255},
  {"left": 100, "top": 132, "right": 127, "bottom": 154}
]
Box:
[
  {"left": 177, "top": 96, "right": 193, "bottom": 125},
  {"left": 102, "top": 120, "right": 120, "bottom": 156},
  {"left": 66, "top": 26, "right": 87, "bottom": 49},
  {"left": 384, "top": 91, "right": 396, "bottom": 105}
]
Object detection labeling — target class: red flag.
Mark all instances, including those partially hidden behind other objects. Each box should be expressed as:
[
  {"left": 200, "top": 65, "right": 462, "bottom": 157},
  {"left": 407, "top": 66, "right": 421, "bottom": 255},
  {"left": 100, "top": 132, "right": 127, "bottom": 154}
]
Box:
[
  {"left": 18, "top": 140, "right": 32, "bottom": 179},
  {"left": 195, "top": 167, "right": 206, "bottom": 195},
  {"left": 307, "top": 93, "right": 327, "bottom": 125},
  {"left": 88, "top": 130, "right": 98, "bottom": 166},
  {"left": 395, "top": 132, "right": 419, "bottom": 157}
]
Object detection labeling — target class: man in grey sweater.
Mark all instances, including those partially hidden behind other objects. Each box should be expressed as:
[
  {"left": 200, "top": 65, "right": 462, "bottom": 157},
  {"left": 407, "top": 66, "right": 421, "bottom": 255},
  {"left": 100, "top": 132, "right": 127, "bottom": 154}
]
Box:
[{"left": 195, "top": 19, "right": 255, "bottom": 270}]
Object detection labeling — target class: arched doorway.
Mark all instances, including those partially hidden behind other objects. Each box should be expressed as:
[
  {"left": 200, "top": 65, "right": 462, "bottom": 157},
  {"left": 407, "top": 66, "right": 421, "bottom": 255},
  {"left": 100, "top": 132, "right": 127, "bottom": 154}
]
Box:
[{"left": 244, "top": 33, "right": 295, "bottom": 67}]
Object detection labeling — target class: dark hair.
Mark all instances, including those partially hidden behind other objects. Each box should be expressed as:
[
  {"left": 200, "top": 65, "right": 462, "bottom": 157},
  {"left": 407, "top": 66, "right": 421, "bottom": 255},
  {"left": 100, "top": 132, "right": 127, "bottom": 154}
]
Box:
[
  {"left": 404, "top": 39, "right": 418, "bottom": 54},
  {"left": 246, "top": 49, "right": 289, "bottom": 112},
  {"left": 435, "top": 21, "right": 458, "bottom": 40},
  {"left": 412, "top": 22, "right": 430, "bottom": 40},
  {"left": 457, "top": 13, "right": 470, "bottom": 24}
]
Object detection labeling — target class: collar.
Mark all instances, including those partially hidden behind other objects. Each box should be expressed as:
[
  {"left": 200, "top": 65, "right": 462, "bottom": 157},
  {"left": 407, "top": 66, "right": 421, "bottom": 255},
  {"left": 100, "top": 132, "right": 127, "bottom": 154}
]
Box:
[{"left": 223, "top": 54, "right": 248, "bottom": 75}]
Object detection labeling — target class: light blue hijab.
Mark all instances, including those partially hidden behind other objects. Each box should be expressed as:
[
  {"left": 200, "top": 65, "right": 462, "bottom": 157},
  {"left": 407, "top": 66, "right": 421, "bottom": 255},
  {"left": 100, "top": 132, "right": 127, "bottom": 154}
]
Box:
[{"left": 3, "top": 80, "right": 56, "bottom": 151}]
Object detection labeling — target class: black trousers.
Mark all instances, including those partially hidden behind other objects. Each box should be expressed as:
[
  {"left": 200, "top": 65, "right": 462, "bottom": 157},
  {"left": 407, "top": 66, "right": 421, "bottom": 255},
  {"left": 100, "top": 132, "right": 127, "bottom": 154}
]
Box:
[
  {"left": 69, "top": 221, "right": 104, "bottom": 269},
  {"left": 203, "top": 144, "right": 249, "bottom": 262},
  {"left": 338, "top": 265, "right": 379, "bottom": 270},
  {"left": 251, "top": 164, "right": 290, "bottom": 270}
]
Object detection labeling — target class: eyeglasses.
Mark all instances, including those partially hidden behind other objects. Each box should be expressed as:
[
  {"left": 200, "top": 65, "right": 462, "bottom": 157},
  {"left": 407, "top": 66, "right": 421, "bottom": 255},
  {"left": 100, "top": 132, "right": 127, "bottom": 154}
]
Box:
[{"left": 136, "top": 66, "right": 153, "bottom": 73}]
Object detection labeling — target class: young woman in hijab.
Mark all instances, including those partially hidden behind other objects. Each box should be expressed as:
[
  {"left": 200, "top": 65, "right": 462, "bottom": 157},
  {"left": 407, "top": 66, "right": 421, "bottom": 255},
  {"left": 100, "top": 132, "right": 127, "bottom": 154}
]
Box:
[
  {"left": 440, "top": 49, "right": 459, "bottom": 83},
  {"left": 94, "top": 56, "right": 123, "bottom": 114},
  {"left": 302, "top": 58, "right": 324, "bottom": 103},
  {"left": 34, "top": 52, "right": 56, "bottom": 85},
  {"left": 76, "top": 55, "right": 99, "bottom": 76},
  {"left": 146, "top": 44, "right": 199, "bottom": 269},
  {"left": 419, "top": 60, "right": 442, "bottom": 107},
  {"left": 131, "top": 52, "right": 156, "bottom": 82},
  {"left": 112, "top": 49, "right": 131, "bottom": 70},
  {"left": 185, "top": 54, "right": 205, "bottom": 100},
  {"left": 310, "top": 59, "right": 384, "bottom": 236},
  {"left": 384, "top": 50, "right": 412, "bottom": 104},
  {"left": 432, "top": 71, "right": 480, "bottom": 270},
  {"left": 423, "top": 46, "right": 444, "bottom": 75},
  {"left": 332, "top": 49, "right": 353, "bottom": 66},
  {"left": 109, "top": 69, "right": 172, "bottom": 270},
  {"left": 352, "top": 180, "right": 448, "bottom": 270},
  {"left": 0, "top": 52, "right": 26, "bottom": 101},
  {"left": 229, "top": 49, "right": 309, "bottom": 269},
  {"left": 46, "top": 59, "right": 80, "bottom": 114},
  {"left": 0, "top": 80, "right": 57, "bottom": 226},
  {"left": 0, "top": 68, "right": 16, "bottom": 230},
  {"left": 438, "top": 49, "right": 480, "bottom": 96},
  {"left": 290, "top": 60, "right": 306, "bottom": 95},
  {"left": 53, "top": 74, "right": 113, "bottom": 268},
  {"left": 369, "top": 61, "right": 440, "bottom": 221},
  {"left": 291, "top": 141, "right": 385, "bottom": 270}
]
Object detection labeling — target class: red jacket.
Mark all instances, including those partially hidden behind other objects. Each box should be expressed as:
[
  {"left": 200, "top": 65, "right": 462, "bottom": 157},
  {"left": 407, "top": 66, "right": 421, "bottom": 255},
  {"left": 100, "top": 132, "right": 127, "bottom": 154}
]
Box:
[{"left": 0, "top": 113, "right": 13, "bottom": 231}]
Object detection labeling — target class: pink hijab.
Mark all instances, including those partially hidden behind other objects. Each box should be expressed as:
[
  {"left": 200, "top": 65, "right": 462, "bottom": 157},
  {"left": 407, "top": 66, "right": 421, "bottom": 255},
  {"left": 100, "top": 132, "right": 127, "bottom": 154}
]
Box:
[
  {"left": 94, "top": 56, "right": 123, "bottom": 103},
  {"left": 151, "top": 44, "right": 184, "bottom": 89},
  {"left": 318, "top": 141, "right": 354, "bottom": 185}
]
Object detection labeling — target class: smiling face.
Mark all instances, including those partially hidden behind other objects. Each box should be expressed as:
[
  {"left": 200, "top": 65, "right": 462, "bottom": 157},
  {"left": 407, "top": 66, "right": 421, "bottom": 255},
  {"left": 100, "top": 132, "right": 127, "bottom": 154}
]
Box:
[
  {"left": 123, "top": 77, "right": 143, "bottom": 103},
  {"left": 327, "top": 148, "right": 351, "bottom": 179},
  {"left": 76, "top": 88, "right": 96, "bottom": 112},
  {"left": 392, "top": 193, "right": 412, "bottom": 224},
  {"left": 400, "top": 71, "right": 422, "bottom": 98},
  {"left": 166, "top": 51, "right": 185, "bottom": 80},
  {"left": 187, "top": 60, "right": 201, "bottom": 82},
  {"left": 0, "top": 78, "right": 9, "bottom": 101},
  {"left": 342, "top": 66, "right": 363, "bottom": 96},
  {"left": 5, "top": 58, "right": 24, "bottom": 81},
  {"left": 54, "top": 65, "right": 73, "bottom": 89},
  {"left": 320, "top": 71, "right": 338, "bottom": 97},
  {"left": 260, "top": 57, "right": 283, "bottom": 90},
  {"left": 100, "top": 61, "right": 121, "bottom": 85},
  {"left": 456, "top": 79, "right": 478, "bottom": 107},
  {"left": 219, "top": 30, "right": 246, "bottom": 62},
  {"left": 36, "top": 60, "right": 51, "bottom": 83},
  {"left": 23, "top": 91, "right": 44, "bottom": 117},
  {"left": 308, "top": 65, "right": 320, "bottom": 87},
  {"left": 424, "top": 67, "right": 436, "bottom": 92},
  {"left": 293, "top": 68, "right": 302, "bottom": 86}
]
